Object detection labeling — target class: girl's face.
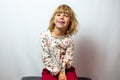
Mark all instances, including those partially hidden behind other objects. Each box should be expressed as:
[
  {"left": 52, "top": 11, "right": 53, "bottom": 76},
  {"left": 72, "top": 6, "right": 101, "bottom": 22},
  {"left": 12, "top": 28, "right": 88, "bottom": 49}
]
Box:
[{"left": 54, "top": 12, "right": 70, "bottom": 31}]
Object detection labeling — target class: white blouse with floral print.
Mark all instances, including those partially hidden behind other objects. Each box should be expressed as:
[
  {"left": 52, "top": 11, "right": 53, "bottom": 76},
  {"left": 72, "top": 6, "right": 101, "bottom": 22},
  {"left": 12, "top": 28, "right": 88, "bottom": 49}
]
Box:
[{"left": 40, "top": 30, "right": 74, "bottom": 75}]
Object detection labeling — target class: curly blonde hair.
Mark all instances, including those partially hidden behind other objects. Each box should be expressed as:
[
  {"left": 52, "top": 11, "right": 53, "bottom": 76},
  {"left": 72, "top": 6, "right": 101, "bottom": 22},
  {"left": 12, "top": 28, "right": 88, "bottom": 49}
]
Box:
[{"left": 48, "top": 4, "right": 78, "bottom": 35}]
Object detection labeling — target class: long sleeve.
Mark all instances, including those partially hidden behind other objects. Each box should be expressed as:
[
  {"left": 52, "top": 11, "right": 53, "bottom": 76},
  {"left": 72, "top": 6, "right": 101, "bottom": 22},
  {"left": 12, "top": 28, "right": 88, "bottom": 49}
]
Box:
[
  {"left": 62, "top": 39, "right": 74, "bottom": 69},
  {"left": 40, "top": 32, "right": 61, "bottom": 75}
]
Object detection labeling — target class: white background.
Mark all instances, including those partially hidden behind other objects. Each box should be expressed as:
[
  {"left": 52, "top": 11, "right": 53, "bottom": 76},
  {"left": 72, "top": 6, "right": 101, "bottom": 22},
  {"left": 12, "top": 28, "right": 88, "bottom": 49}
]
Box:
[{"left": 0, "top": 0, "right": 120, "bottom": 80}]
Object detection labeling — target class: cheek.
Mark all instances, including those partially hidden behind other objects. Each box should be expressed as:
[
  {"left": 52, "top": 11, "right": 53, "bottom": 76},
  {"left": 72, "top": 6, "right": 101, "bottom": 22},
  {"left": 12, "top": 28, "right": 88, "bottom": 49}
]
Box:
[
  {"left": 66, "top": 19, "right": 70, "bottom": 25},
  {"left": 53, "top": 16, "right": 57, "bottom": 23},
  {"left": 66, "top": 18, "right": 70, "bottom": 22},
  {"left": 53, "top": 18, "right": 57, "bottom": 24}
]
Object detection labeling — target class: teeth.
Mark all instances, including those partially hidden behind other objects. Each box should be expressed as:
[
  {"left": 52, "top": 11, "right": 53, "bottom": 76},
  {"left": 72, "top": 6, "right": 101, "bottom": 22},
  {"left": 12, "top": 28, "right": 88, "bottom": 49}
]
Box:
[{"left": 58, "top": 21, "right": 65, "bottom": 24}]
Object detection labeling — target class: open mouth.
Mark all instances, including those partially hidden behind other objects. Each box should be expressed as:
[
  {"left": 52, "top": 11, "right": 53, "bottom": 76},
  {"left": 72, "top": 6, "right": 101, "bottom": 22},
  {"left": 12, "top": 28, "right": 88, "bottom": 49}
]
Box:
[{"left": 57, "top": 21, "right": 65, "bottom": 25}]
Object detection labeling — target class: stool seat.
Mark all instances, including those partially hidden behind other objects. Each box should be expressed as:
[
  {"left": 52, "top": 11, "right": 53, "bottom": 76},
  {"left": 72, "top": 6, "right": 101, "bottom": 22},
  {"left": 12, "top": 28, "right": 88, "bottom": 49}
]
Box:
[{"left": 21, "top": 76, "right": 91, "bottom": 80}]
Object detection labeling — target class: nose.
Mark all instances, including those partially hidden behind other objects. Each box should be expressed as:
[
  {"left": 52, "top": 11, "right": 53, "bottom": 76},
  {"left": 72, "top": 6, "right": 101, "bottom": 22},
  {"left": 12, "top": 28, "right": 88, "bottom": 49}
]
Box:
[{"left": 60, "top": 13, "right": 64, "bottom": 19}]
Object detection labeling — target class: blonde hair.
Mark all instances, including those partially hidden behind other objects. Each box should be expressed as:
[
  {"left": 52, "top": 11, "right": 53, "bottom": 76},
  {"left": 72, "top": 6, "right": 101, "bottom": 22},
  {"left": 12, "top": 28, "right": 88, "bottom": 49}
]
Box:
[{"left": 48, "top": 4, "right": 78, "bottom": 35}]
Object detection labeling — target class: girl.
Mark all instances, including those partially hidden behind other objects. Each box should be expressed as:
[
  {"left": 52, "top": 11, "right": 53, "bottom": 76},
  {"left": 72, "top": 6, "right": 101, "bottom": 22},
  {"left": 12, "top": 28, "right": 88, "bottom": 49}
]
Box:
[{"left": 40, "top": 4, "right": 78, "bottom": 80}]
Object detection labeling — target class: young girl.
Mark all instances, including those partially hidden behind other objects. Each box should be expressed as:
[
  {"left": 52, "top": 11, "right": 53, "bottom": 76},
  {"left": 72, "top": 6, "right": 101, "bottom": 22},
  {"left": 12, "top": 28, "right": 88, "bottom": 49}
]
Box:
[{"left": 40, "top": 4, "right": 78, "bottom": 80}]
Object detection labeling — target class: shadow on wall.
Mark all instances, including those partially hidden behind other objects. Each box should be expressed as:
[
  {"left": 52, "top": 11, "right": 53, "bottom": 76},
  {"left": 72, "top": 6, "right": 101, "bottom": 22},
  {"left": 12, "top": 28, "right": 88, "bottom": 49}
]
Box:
[{"left": 74, "top": 36, "right": 98, "bottom": 78}]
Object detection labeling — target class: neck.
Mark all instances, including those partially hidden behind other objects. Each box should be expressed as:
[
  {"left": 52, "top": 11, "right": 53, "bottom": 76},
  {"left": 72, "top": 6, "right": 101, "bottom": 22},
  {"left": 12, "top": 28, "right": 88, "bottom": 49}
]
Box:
[{"left": 52, "top": 28, "right": 66, "bottom": 37}]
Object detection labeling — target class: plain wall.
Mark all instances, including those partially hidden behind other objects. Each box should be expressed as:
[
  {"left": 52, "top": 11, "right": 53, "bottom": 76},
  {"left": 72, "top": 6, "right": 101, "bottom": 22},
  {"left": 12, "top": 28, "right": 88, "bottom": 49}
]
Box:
[{"left": 0, "top": 0, "right": 120, "bottom": 80}]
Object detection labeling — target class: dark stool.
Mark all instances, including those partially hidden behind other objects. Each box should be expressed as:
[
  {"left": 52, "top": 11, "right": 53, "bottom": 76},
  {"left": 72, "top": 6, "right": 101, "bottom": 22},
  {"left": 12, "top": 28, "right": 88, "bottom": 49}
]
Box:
[{"left": 22, "top": 76, "right": 92, "bottom": 80}]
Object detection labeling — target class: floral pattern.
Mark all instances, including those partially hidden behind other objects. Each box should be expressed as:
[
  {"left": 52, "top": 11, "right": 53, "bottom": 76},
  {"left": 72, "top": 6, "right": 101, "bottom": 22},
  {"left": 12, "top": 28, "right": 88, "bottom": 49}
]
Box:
[{"left": 40, "top": 30, "right": 74, "bottom": 75}]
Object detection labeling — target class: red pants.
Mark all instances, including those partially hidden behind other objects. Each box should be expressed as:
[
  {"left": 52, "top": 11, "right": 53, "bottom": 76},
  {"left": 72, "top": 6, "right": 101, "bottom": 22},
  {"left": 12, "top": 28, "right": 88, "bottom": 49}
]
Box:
[{"left": 41, "top": 66, "right": 78, "bottom": 80}]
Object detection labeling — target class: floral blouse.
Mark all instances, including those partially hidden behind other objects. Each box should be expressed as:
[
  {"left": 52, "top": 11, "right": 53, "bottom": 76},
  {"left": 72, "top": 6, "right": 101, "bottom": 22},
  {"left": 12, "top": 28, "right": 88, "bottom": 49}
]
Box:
[{"left": 40, "top": 30, "right": 74, "bottom": 75}]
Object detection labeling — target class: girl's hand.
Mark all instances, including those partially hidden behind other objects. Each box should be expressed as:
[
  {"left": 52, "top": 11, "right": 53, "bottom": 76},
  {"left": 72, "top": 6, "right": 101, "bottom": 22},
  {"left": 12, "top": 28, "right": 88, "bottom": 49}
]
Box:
[{"left": 58, "top": 71, "right": 67, "bottom": 80}]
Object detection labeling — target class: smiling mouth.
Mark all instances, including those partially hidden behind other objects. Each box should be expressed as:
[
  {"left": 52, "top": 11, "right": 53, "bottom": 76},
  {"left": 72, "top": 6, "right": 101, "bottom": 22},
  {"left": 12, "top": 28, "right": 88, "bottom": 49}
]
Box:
[{"left": 57, "top": 21, "right": 65, "bottom": 24}]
